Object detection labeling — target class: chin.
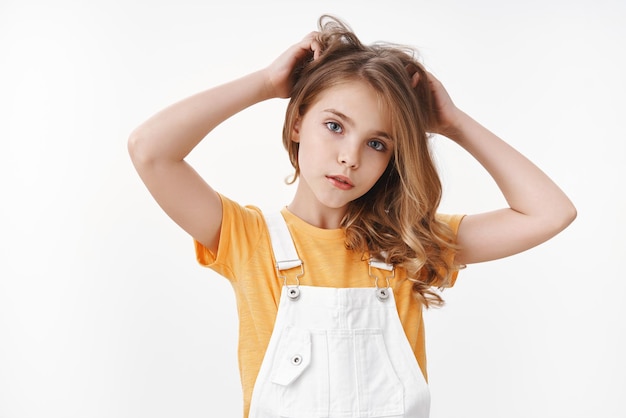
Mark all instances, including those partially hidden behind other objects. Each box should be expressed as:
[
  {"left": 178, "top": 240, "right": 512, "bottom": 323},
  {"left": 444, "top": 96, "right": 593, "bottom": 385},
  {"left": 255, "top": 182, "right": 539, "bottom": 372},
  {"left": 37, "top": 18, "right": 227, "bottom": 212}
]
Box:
[{"left": 322, "top": 197, "right": 356, "bottom": 211}]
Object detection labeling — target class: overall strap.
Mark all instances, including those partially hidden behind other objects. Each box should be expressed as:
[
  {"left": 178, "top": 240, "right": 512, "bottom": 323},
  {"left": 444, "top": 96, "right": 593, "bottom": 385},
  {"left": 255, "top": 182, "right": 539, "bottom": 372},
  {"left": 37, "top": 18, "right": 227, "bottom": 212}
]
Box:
[
  {"left": 370, "top": 257, "right": 394, "bottom": 271},
  {"left": 264, "top": 211, "right": 393, "bottom": 272},
  {"left": 264, "top": 212, "right": 302, "bottom": 271}
]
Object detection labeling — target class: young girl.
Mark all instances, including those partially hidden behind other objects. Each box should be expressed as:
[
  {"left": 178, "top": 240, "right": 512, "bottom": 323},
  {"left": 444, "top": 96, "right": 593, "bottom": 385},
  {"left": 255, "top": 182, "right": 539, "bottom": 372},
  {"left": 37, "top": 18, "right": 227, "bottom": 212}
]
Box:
[{"left": 129, "top": 15, "right": 575, "bottom": 418}]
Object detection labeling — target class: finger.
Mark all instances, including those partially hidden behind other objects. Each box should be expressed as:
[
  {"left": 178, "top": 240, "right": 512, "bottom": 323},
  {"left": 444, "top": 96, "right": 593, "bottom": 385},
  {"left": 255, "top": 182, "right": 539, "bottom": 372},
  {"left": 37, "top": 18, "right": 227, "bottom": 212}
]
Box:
[
  {"left": 404, "top": 63, "right": 421, "bottom": 88},
  {"left": 305, "top": 31, "right": 321, "bottom": 60},
  {"left": 411, "top": 72, "right": 420, "bottom": 88},
  {"left": 311, "top": 39, "right": 321, "bottom": 60},
  {"left": 425, "top": 71, "right": 441, "bottom": 86},
  {"left": 301, "top": 31, "right": 318, "bottom": 48}
]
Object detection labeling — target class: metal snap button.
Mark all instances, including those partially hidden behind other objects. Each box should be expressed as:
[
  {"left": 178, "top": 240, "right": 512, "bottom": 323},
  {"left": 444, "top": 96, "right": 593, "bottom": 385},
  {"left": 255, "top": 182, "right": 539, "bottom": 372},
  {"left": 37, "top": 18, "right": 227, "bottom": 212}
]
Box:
[
  {"left": 376, "top": 287, "right": 390, "bottom": 301},
  {"left": 291, "top": 354, "right": 303, "bottom": 366},
  {"left": 287, "top": 287, "right": 300, "bottom": 300}
]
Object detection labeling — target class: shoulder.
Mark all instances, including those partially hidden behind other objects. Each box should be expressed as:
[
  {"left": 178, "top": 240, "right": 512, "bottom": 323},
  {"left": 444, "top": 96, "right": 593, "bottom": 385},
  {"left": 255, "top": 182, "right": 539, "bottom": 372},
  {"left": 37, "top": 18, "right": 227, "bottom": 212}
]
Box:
[
  {"left": 220, "top": 193, "right": 267, "bottom": 231},
  {"left": 435, "top": 213, "right": 465, "bottom": 236},
  {"left": 195, "top": 194, "right": 270, "bottom": 268}
]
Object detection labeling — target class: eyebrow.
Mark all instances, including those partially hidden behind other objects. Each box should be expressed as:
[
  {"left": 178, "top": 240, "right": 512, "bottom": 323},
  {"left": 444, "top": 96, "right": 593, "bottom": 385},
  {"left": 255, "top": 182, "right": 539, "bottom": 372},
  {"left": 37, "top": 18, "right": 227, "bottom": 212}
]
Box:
[{"left": 323, "top": 108, "right": 393, "bottom": 141}]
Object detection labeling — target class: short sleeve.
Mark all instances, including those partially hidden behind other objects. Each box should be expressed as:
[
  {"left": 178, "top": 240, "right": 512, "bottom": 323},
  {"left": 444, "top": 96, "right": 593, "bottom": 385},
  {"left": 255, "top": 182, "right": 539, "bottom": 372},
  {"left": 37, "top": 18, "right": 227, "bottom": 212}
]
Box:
[
  {"left": 193, "top": 194, "right": 266, "bottom": 282},
  {"left": 434, "top": 213, "right": 466, "bottom": 288}
]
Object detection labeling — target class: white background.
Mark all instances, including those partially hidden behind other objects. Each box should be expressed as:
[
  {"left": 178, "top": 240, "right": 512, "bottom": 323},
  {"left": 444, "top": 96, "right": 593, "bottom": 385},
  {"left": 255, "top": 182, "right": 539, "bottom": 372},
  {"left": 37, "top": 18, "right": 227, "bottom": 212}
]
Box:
[{"left": 1, "top": 0, "right": 625, "bottom": 417}]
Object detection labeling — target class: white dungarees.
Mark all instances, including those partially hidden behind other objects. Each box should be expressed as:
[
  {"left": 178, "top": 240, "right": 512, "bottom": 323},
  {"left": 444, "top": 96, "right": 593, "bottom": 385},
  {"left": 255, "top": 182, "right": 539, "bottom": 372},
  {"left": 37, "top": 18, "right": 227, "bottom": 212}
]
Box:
[{"left": 248, "top": 213, "right": 431, "bottom": 418}]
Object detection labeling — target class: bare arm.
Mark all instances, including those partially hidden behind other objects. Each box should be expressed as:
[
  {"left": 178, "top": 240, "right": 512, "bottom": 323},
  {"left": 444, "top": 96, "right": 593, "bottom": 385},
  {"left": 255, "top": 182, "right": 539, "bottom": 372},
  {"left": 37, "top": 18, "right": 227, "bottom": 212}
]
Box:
[
  {"left": 426, "top": 73, "right": 577, "bottom": 265},
  {"left": 128, "top": 33, "right": 321, "bottom": 253}
]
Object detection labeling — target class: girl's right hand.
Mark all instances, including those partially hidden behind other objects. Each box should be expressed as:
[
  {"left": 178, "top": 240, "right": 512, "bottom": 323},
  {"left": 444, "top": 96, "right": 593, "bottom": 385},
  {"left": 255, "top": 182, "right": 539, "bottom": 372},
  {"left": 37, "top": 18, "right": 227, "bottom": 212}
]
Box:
[{"left": 264, "top": 32, "right": 321, "bottom": 99}]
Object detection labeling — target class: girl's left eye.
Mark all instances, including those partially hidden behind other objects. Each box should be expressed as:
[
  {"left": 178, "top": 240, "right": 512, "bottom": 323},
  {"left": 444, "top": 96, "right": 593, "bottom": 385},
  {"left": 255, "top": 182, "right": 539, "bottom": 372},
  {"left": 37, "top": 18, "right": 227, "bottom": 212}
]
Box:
[
  {"left": 368, "top": 140, "right": 386, "bottom": 151},
  {"left": 325, "top": 121, "right": 343, "bottom": 133}
]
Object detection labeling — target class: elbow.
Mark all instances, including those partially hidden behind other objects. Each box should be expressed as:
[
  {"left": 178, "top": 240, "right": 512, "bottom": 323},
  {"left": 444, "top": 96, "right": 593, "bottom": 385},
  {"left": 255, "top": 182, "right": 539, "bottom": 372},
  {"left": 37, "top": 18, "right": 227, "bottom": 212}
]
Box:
[
  {"left": 562, "top": 201, "right": 577, "bottom": 229},
  {"left": 127, "top": 128, "right": 143, "bottom": 163},
  {"left": 549, "top": 199, "right": 577, "bottom": 236},
  {"left": 127, "top": 127, "right": 155, "bottom": 168}
]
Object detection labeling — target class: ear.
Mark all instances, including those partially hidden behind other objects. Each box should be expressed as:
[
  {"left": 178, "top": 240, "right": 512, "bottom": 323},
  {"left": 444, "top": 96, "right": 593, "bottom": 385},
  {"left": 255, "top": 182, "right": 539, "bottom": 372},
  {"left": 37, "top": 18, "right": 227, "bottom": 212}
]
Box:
[{"left": 291, "top": 117, "right": 302, "bottom": 143}]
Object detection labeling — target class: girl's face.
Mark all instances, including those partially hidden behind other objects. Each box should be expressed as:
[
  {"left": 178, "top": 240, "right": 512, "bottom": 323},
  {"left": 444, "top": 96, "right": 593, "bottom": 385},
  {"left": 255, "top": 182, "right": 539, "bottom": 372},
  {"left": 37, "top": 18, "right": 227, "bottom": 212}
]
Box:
[{"left": 289, "top": 80, "right": 393, "bottom": 226}]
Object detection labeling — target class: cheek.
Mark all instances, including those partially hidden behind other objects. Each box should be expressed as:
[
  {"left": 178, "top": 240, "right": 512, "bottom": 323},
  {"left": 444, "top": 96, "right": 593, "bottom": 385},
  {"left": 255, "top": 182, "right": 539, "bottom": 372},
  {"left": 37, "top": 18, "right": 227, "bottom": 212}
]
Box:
[
  {"left": 369, "top": 153, "right": 393, "bottom": 177},
  {"left": 296, "top": 141, "right": 316, "bottom": 172}
]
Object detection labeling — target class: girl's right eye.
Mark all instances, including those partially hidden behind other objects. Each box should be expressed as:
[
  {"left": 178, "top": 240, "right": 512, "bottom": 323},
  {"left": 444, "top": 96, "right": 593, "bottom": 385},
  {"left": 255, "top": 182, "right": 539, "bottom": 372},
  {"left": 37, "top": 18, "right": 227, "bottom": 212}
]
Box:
[{"left": 325, "top": 121, "right": 343, "bottom": 133}]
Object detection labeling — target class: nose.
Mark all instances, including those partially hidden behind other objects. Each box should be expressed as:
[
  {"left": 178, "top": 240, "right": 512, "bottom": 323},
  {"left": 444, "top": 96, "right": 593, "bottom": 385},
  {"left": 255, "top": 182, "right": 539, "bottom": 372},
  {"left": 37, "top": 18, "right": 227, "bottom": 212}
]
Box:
[{"left": 338, "top": 142, "right": 360, "bottom": 169}]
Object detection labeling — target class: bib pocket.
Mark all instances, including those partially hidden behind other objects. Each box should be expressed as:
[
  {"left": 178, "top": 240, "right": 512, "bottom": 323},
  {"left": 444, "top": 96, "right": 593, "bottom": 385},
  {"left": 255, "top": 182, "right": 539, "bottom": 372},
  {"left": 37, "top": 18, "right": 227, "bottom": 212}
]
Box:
[
  {"left": 270, "top": 326, "right": 326, "bottom": 417},
  {"left": 270, "top": 326, "right": 404, "bottom": 418},
  {"left": 270, "top": 325, "right": 312, "bottom": 386},
  {"left": 352, "top": 329, "right": 404, "bottom": 416}
]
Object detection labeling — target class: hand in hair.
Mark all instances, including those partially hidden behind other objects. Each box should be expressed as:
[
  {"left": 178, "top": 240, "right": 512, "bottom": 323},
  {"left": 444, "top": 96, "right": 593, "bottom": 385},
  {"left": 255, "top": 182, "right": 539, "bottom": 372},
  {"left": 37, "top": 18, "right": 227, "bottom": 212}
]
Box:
[
  {"left": 424, "top": 72, "right": 464, "bottom": 139},
  {"left": 426, "top": 73, "right": 577, "bottom": 264},
  {"left": 263, "top": 31, "right": 322, "bottom": 99}
]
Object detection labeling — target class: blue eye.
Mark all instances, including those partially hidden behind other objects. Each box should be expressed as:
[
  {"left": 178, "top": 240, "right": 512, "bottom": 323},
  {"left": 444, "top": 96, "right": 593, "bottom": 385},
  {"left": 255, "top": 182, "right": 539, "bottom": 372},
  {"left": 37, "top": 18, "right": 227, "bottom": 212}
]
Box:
[
  {"left": 325, "top": 121, "right": 343, "bottom": 133},
  {"left": 368, "top": 140, "right": 386, "bottom": 151}
]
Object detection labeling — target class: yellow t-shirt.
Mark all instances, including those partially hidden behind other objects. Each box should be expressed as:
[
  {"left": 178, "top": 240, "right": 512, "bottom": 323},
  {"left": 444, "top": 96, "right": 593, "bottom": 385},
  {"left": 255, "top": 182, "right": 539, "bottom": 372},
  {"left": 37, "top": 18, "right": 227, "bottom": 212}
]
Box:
[{"left": 195, "top": 194, "right": 464, "bottom": 417}]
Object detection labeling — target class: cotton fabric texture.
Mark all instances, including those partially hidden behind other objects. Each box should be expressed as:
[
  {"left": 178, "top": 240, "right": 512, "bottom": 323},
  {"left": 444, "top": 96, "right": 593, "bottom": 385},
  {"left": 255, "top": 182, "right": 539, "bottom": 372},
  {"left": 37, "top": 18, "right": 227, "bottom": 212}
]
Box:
[{"left": 194, "top": 194, "right": 464, "bottom": 417}]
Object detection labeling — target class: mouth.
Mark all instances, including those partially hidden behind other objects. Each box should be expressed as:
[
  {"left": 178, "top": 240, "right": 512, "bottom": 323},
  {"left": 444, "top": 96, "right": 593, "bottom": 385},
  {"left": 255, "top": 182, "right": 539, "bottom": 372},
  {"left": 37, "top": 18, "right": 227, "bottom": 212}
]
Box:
[{"left": 326, "top": 175, "right": 354, "bottom": 190}]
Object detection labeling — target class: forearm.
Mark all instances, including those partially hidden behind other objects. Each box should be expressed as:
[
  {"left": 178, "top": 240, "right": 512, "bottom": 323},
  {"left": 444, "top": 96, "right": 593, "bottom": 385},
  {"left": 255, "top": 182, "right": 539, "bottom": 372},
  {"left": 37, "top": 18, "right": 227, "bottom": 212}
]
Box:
[
  {"left": 128, "top": 69, "right": 273, "bottom": 164},
  {"left": 448, "top": 110, "right": 576, "bottom": 227}
]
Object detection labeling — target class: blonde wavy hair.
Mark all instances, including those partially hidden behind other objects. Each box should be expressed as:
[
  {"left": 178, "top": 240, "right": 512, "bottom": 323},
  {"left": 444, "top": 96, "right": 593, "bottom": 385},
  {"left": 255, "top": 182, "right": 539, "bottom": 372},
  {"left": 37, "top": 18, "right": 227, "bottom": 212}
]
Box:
[{"left": 282, "top": 15, "right": 459, "bottom": 307}]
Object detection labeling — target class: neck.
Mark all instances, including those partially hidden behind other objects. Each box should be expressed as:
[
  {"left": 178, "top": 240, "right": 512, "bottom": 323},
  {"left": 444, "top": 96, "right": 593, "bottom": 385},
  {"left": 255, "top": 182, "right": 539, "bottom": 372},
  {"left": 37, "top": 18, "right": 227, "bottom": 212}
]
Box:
[{"left": 286, "top": 201, "right": 346, "bottom": 229}]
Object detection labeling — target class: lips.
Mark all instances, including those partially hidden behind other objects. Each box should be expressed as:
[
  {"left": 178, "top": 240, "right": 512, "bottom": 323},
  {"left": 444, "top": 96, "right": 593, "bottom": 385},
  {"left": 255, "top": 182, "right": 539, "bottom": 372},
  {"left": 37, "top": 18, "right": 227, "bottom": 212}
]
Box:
[{"left": 326, "top": 175, "right": 354, "bottom": 190}]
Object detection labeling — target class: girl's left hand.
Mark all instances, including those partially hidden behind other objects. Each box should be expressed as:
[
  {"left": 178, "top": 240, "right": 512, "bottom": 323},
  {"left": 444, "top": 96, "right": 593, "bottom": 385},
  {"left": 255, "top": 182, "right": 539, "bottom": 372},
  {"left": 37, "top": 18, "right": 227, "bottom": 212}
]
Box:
[{"left": 425, "top": 72, "right": 464, "bottom": 139}]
